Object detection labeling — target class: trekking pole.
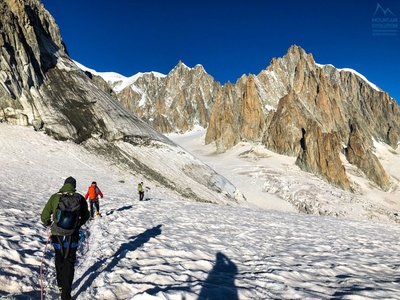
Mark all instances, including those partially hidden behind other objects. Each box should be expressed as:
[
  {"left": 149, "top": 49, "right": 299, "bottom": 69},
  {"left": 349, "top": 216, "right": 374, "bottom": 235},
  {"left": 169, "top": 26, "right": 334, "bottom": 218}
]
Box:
[
  {"left": 83, "top": 229, "right": 89, "bottom": 256},
  {"left": 40, "top": 226, "right": 51, "bottom": 300},
  {"left": 76, "top": 227, "right": 90, "bottom": 268}
]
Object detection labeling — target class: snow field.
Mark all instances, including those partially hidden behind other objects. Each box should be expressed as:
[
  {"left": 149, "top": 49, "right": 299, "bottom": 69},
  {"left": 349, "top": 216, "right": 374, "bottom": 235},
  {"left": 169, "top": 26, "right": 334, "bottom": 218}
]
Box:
[{"left": 1, "top": 124, "right": 400, "bottom": 299}]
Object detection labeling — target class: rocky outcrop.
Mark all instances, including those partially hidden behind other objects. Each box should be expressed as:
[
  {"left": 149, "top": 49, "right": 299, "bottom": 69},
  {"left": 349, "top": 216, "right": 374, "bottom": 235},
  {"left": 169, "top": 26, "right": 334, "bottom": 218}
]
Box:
[
  {"left": 239, "top": 76, "right": 265, "bottom": 141},
  {"left": 345, "top": 122, "right": 390, "bottom": 190},
  {"left": 0, "top": 0, "right": 65, "bottom": 125},
  {"left": 263, "top": 91, "right": 306, "bottom": 156},
  {"left": 84, "top": 71, "right": 118, "bottom": 101},
  {"left": 111, "top": 61, "right": 221, "bottom": 133},
  {"left": 0, "top": 0, "right": 244, "bottom": 206},
  {"left": 205, "top": 74, "right": 270, "bottom": 152},
  {"left": 296, "top": 119, "right": 351, "bottom": 190},
  {"left": 207, "top": 46, "right": 399, "bottom": 191},
  {"left": 205, "top": 83, "right": 240, "bottom": 153},
  {"left": 83, "top": 36, "right": 399, "bottom": 190}
]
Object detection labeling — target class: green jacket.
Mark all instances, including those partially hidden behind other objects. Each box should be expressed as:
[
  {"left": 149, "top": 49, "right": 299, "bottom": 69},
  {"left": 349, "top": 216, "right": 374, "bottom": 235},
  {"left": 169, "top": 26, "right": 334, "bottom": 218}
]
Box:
[{"left": 41, "top": 183, "right": 90, "bottom": 233}]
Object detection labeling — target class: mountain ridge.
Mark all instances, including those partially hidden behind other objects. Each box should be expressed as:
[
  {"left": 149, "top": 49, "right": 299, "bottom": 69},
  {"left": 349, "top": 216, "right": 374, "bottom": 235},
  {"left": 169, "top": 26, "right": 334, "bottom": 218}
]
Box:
[{"left": 82, "top": 45, "right": 400, "bottom": 194}]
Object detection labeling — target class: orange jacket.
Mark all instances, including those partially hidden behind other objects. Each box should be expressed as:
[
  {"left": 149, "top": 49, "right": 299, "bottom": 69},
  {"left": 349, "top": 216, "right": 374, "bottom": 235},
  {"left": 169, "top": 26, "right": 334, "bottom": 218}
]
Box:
[{"left": 85, "top": 185, "right": 103, "bottom": 201}]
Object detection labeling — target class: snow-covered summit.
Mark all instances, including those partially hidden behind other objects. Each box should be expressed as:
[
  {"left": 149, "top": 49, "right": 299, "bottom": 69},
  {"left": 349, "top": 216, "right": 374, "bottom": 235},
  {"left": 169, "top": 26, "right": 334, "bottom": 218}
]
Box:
[
  {"left": 73, "top": 60, "right": 127, "bottom": 82},
  {"left": 73, "top": 60, "right": 166, "bottom": 93},
  {"left": 316, "top": 63, "right": 381, "bottom": 92},
  {"left": 107, "top": 72, "right": 166, "bottom": 93}
]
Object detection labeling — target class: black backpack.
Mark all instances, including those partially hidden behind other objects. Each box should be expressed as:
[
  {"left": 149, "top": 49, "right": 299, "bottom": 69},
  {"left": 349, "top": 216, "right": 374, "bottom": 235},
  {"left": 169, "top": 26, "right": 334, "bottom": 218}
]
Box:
[{"left": 51, "top": 193, "right": 81, "bottom": 236}]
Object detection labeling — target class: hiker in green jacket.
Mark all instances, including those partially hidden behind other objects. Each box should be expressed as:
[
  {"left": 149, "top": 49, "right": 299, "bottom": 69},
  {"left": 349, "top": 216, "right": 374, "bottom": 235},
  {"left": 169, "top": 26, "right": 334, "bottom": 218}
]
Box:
[{"left": 41, "top": 176, "right": 90, "bottom": 300}]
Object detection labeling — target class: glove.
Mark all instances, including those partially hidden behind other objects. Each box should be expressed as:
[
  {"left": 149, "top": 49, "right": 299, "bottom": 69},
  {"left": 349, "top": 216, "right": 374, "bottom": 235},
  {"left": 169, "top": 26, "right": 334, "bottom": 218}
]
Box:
[{"left": 79, "top": 231, "right": 85, "bottom": 242}]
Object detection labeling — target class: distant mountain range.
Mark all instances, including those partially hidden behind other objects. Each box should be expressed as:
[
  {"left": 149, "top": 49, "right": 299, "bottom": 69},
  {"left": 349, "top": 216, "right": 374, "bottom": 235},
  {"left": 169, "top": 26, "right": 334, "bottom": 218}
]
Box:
[{"left": 81, "top": 45, "right": 400, "bottom": 193}]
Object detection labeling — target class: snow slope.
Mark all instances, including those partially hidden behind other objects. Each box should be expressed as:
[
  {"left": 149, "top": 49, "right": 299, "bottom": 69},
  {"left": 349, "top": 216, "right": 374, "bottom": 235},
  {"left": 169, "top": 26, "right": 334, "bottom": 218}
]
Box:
[
  {"left": 1, "top": 124, "right": 400, "bottom": 299},
  {"left": 167, "top": 129, "right": 400, "bottom": 224},
  {"left": 73, "top": 60, "right": 166, "bottom": 93}
]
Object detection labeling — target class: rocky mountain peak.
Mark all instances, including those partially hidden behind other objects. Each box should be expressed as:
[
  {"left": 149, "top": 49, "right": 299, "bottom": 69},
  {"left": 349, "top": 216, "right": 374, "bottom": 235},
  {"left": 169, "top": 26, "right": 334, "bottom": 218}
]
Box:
[
  {"left": 205, "top": 46, "right": 398, "bottom": 191},
  {"left": 101, "top": 43, "right": 399, "bottom": 192},
  {"left": 193, "top": 64, "right": 206, "bottom": 74},
  {"left": 112, "top": 61, "right": 221, "bottom": 133},
  {"left": 168, "top": 60, "right": 191, "bottom": 77}
]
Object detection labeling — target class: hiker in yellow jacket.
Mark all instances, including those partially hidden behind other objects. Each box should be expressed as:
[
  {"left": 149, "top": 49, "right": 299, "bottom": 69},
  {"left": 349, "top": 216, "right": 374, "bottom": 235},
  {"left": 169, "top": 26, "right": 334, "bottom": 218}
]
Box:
[{"left": 138, "top": 182, "right": 144, "bottom": 201}]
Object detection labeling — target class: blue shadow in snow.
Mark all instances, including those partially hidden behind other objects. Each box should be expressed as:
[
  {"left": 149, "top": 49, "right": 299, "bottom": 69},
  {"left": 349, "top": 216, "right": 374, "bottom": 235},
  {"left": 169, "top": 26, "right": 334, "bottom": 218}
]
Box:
[
  {"left": 143, "top": 251, "right": 238, "bottom": 300},
  {"left": 106, "top": 205, "right": 133, "bottom": 216},
  {"left": 197, "top": 252, "right": 238, "bottom": 300},
  {"left": 73, "top": 224, "right": 162, "bottom": 295}
]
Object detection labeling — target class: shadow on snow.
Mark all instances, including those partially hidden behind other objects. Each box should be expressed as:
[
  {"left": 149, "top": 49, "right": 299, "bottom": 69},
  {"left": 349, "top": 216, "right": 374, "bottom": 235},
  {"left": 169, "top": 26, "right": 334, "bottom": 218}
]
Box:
[
  {"left": 105, "top": 205, "right": 133, "bottom": 216},
  {"left": 144, "top": 252, "right": 239, "bottom": 300},
  {"left": 73, "top": 224, "right": 162, "bottom": 295}
]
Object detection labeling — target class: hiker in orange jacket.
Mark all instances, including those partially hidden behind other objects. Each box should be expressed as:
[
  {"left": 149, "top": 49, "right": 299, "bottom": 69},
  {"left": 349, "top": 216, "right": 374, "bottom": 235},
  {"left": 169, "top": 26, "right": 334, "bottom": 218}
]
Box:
[{"left": 85, "top": 181, "right": 104, "bottom": 219}]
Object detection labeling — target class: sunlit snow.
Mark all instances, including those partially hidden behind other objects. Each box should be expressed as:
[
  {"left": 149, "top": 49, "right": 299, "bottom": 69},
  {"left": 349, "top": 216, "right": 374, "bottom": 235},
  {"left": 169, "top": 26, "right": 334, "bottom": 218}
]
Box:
[
  {"left": 73, "top": 60, "right": 166, "bottom": 93},
  {"left": 316, "top": 63, "right": 381, "bottom": 92},
  {"left": 1, "top": 124, "right": 400, "bottom": 299}
]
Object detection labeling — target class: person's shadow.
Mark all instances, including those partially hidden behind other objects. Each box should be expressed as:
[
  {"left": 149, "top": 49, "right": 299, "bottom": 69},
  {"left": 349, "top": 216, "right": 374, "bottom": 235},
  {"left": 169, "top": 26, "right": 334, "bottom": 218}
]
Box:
[
  {"left": 73, "top": 224, "right": 162, "bottom": 295},
  {"left": 197, "top": 252, "right": 238, "bottom": 300},
  {"left": 106, "top": 205, "right": 133, "bottom": 216},
  {"left": 143, "top": 252, "right": 238, "bottom": 299}
]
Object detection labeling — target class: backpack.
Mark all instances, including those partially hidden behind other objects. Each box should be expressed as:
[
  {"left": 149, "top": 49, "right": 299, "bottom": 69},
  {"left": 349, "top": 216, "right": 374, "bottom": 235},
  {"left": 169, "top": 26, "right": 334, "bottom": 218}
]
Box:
[{"left": 51, "top": 193, "right": 81, "bottom": 236}]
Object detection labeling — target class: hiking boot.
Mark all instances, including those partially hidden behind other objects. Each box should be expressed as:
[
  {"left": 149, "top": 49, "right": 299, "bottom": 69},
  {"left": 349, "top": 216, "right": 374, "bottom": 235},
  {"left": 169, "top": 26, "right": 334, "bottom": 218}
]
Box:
[{"left": 96, "top": 212, "right": 101, "bottom": 217}]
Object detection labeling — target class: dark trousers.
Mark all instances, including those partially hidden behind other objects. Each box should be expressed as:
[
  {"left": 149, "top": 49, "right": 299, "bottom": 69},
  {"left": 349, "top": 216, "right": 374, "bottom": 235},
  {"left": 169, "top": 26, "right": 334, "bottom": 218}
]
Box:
[
  {"left": 51, "top": 235, "right": 78, "bottom": 300},
  {"left": 139, "top": 191, "right": 144, "bottom": 200},
  {"left": 89, "top": 199, "right": 100, "bottom": 217}
]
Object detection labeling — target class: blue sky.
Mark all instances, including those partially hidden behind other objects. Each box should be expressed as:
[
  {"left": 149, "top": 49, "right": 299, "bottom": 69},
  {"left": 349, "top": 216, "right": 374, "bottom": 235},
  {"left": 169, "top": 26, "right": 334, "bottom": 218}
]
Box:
[{"left": 41, "top": 0, "right": 400, "bottom": 102}]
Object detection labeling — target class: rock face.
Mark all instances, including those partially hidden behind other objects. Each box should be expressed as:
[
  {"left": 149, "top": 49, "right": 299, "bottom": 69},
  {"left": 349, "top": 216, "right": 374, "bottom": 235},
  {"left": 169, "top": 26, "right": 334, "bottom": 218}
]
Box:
[
  {"left": 205, "top": 75, "right": 266, "bottom": 153},
  {"left": 0, "top": 0, "right": 244, "bottom": 205},
  {"left": 105, "top": 61, "right": 220, "bottom": 134},
  {"left": 345, "top": 122, "right": 391, "bottom": 190},
  {"left": 206, "top": 46, "right": 399, "bottom": 191},
  {"left": 262, "top": 46, "right": 400, "bottom": 191},
  {"left": 205, "top": 82, "right": 240, "bottom": 153},
  {"left": 296, "top": 119, "right": 351, "bottom": 190},
  {"left": 0, "top": 0, "right": 65, "bottom": 125},
  {"left": 107, "top": 45, "right": 400, "bottom": 192}
]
